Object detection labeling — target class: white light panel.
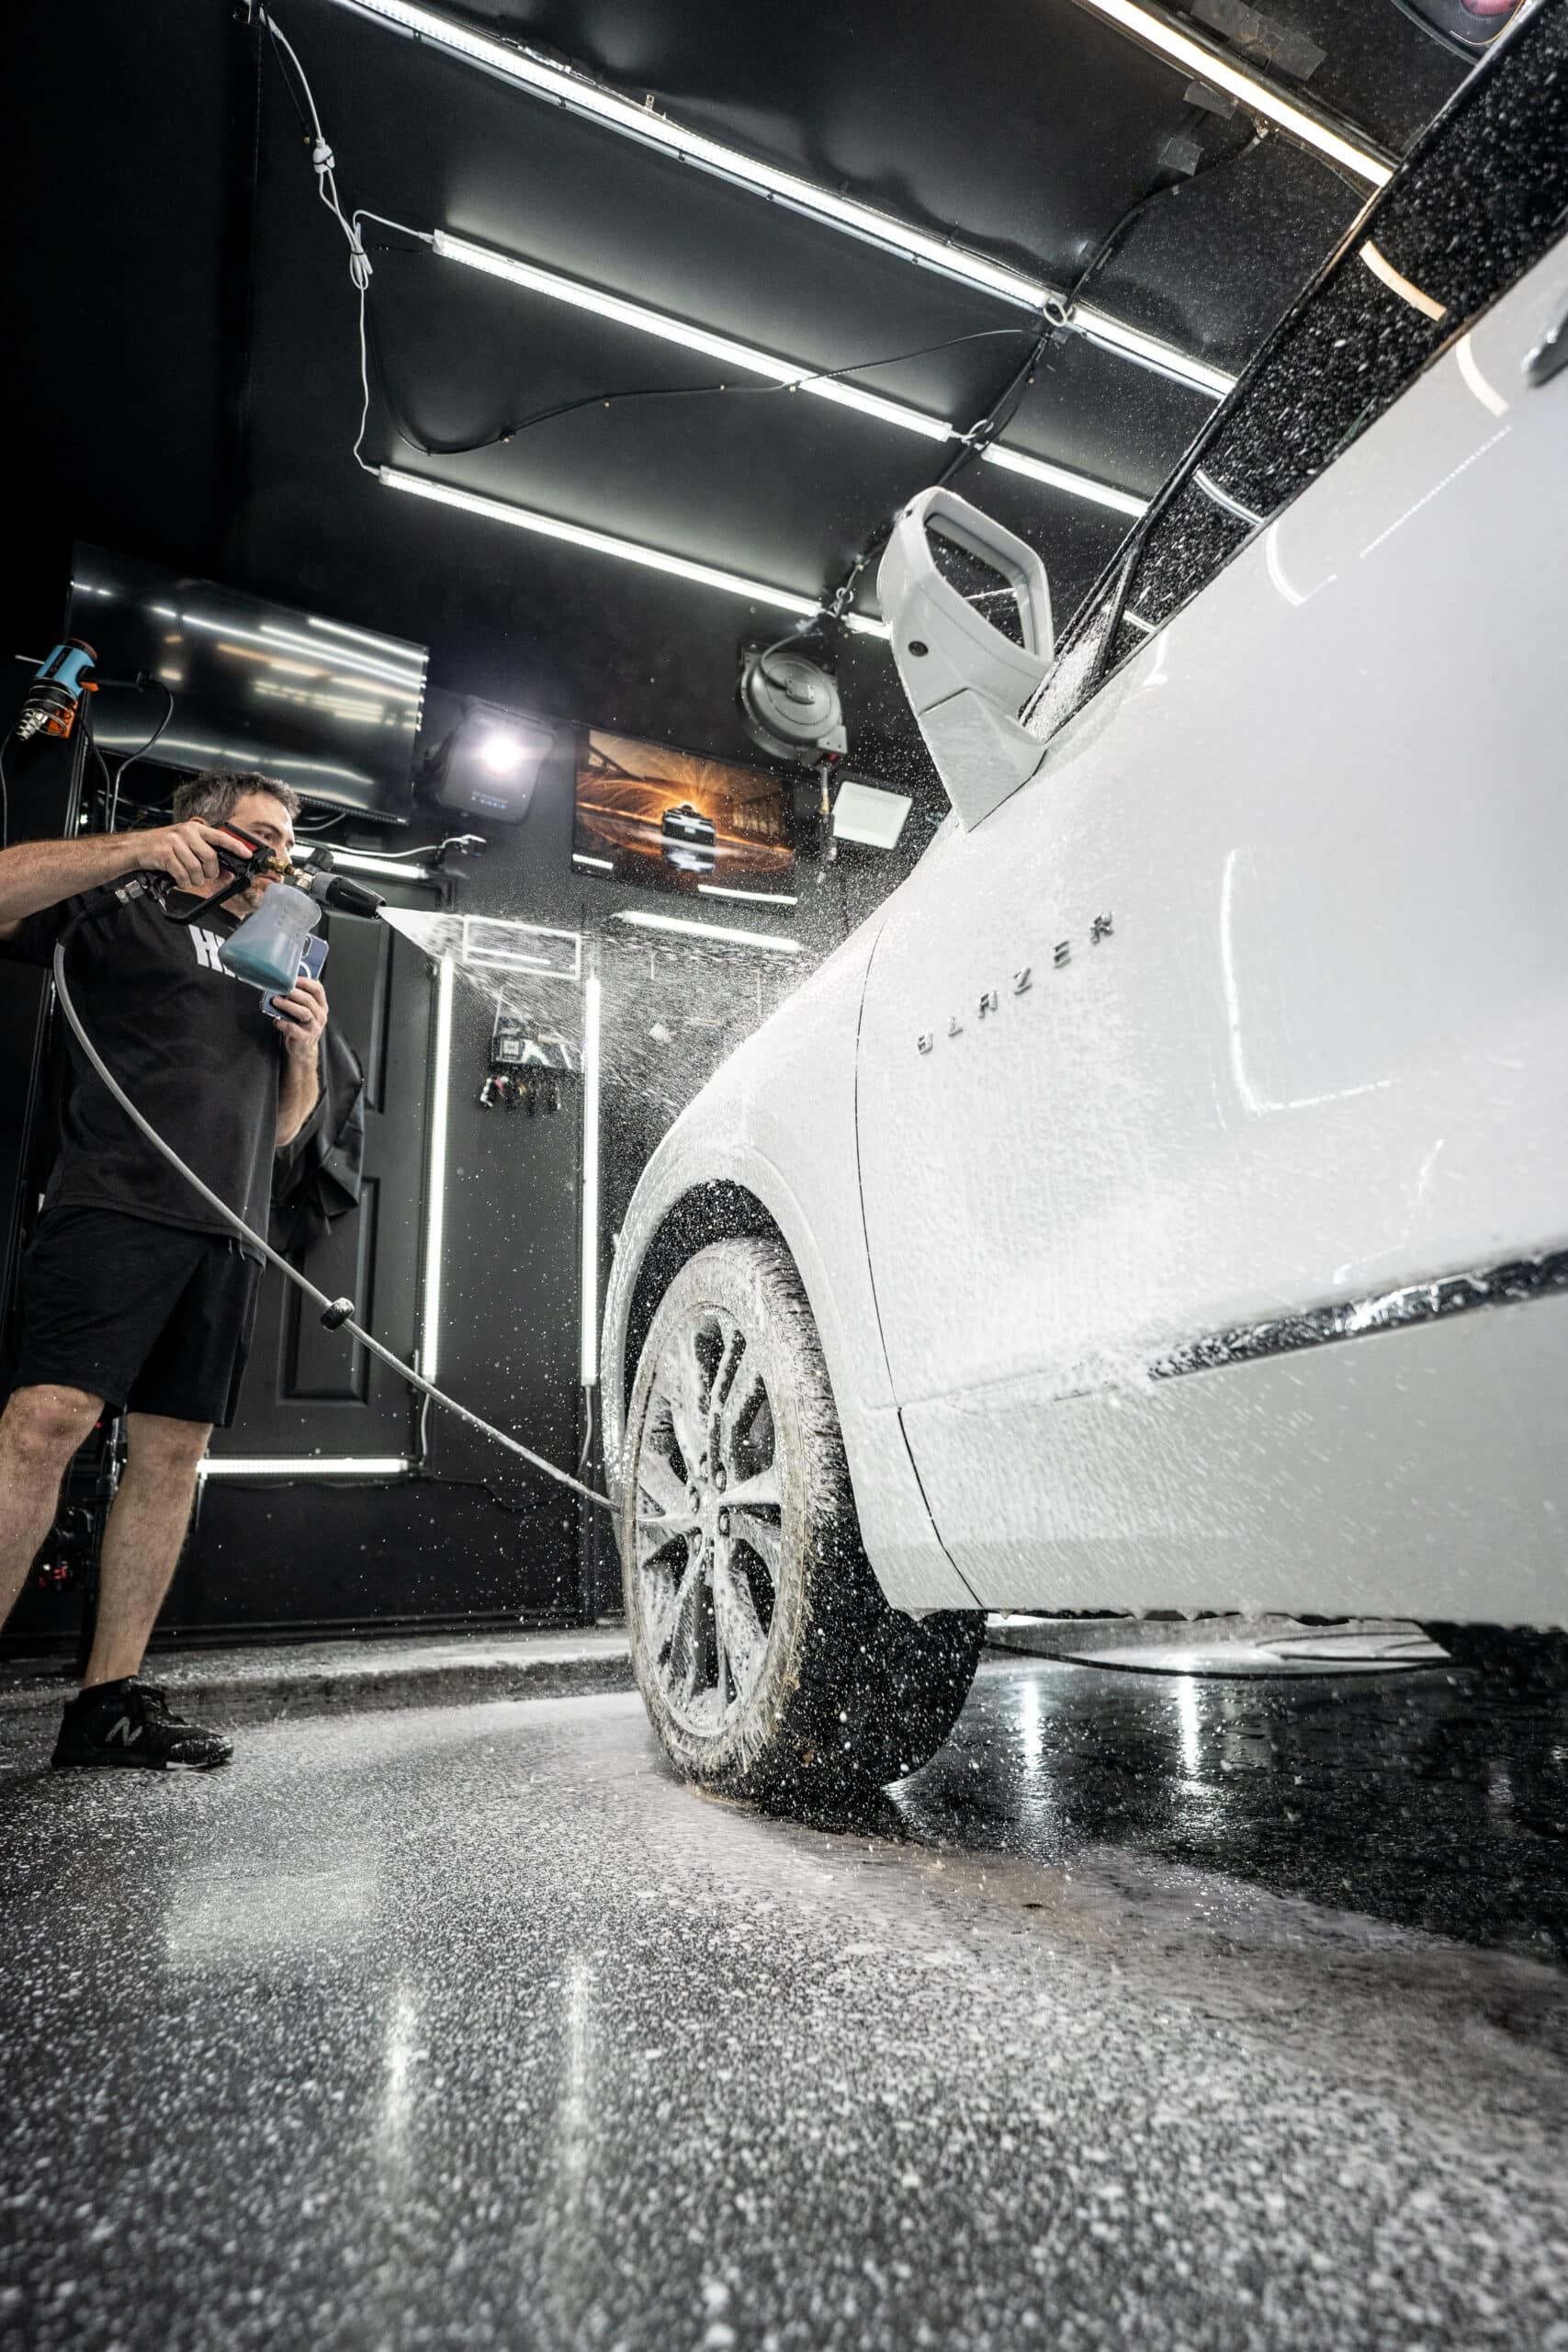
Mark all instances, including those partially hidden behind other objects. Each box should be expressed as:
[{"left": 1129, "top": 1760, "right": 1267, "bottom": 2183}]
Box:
[{"left": 832, "top": 778, "right": 913, "bottom": 850}]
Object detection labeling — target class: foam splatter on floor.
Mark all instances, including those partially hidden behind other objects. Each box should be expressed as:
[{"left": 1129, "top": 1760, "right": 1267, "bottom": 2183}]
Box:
[{"left": 2, "top": 1656, "right": 1566, "bottom": 2349}]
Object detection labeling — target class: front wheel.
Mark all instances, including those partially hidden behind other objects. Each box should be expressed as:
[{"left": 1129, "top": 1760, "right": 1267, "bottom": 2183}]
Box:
[{"left": 618, "top": 1238, "right": 983, "bottom": 1799}]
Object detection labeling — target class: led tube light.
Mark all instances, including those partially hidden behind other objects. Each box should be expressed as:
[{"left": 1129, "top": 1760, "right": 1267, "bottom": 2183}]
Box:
[
  {"left": 420, "top": 955, "right": 456, "bottom": 1384},
  {"left": 379, "top": 467, "right": 891, "bottom": 637},
  {"left": 697, "top": 883, "right": 799, "bottom": 906},
  {"left": 434, "top": 232, "right": 1148, "bottom": 518},
  {"left": 327, "top": 849, "right": 436, "bottom": 881},
  {"left": 613, "top": 910, "right": 801, "bottom": 954},
  {"left": 326, "top": 0, "right": 1235, "bottom": 396},
  {"left": 579, "top": 967, "right": 603, "bottom": 1386},
  {"left": 978, "top": 442, "right": 1148, "bottom": 517},
  {"left": 1066, "top": 0, "right": 1393, "bottom": 187},
  {"left": 198, "top": 1456, "right": 411, "bottom": 1478},
  {"left": 434, "top": 231, "right": 948, "bottom": 441}
]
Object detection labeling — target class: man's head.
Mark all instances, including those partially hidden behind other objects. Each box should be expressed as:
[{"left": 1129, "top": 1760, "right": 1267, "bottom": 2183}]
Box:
[{"left": 170, "top": 771, "right": 299, "bottom": 912}]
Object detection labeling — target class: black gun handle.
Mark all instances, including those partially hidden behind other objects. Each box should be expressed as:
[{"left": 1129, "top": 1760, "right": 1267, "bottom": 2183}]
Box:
[{"left": 150, "top": 869, "right": 250, "bottom": 924}]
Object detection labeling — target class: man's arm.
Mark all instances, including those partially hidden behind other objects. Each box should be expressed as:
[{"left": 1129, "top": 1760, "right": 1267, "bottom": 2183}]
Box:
[
  {"left": 272, "top": 975, "right": 330, "bottom": 1146},
  {"left": 0, "top": 821, "right": 233, "bottom": 939}
]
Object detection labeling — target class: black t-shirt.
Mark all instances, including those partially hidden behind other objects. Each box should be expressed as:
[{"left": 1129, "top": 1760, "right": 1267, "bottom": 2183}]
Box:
[{"left": 7, "top": 891, "right": 288, "bottom": 1256}]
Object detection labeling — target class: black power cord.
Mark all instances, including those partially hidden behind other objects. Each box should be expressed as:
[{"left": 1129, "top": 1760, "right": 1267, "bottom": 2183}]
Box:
[
  {"left": 358, "top": 277, "right": 1038, "bottom": 461},
  {"left": 104, "top": 683, "right": 175, "bottom": 833}
]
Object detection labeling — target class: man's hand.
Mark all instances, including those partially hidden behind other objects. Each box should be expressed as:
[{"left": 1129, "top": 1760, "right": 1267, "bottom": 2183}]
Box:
[
  {"left": 136, "top": 820, "right": 234, "bottom": 896},
  {"left": 270, "top": 973, "right": 328, "bottom": 1062}
]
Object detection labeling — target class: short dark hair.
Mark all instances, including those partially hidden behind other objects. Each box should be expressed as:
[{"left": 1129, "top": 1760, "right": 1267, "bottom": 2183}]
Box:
[{"left": 171, "top": 768, "right": 300, "bottom": 826}]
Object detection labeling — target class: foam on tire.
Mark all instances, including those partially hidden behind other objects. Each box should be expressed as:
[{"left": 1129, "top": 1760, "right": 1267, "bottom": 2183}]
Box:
[{"left": 619, "top": 1238, "right": 983, "bottom": 1799}]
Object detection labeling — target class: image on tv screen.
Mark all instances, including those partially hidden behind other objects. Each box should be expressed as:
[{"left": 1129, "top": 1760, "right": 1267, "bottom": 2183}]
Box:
[
  {"left": 71, "top": 545, "right": 428, "bottom": 823},
  {"left": 572, "top": 729, "right": 793, "bottom": 892}
]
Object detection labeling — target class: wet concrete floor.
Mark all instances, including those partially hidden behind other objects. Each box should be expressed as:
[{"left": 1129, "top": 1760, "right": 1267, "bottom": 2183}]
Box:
[{"left": 3, "top": 1652, "right": 1567, "bottom": 2350}]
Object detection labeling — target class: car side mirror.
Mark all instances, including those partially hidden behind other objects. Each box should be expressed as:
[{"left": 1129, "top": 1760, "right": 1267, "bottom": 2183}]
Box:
[{"left": 876, "top": 488, "right": 1053, "bottom": 830}]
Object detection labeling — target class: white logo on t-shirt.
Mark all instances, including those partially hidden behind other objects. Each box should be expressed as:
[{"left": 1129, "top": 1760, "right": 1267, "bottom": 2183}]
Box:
[{"left": 189, "top": 927, "right": 229, "bottom": 973}]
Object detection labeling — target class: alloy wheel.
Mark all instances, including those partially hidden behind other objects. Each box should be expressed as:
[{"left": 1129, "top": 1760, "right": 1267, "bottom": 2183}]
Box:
[{"left": 633, "top": 1306, "right": 783, "bottom": 1735}]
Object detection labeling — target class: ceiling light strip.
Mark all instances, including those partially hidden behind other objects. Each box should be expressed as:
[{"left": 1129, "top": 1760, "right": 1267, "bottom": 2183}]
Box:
[
  {"left": 613, "top": 910, "right": 801, "bottom": 954},
  {"left": 1066, "top": 0, "right": 1393, "bottom": 187},
  {"left": 378, "top": 466, "right": 891, "bottom": 637},
  {"left": 433, "top": 232, "right": 1148, "bottom": 517},
  {"left": 327, "top": 0, "right": 1234, "bottom": 396}
]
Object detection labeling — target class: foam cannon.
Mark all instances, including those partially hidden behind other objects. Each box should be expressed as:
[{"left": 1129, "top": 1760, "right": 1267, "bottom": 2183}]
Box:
[{"left": 116, "top": 826, "right": 386, "bottom": 993}]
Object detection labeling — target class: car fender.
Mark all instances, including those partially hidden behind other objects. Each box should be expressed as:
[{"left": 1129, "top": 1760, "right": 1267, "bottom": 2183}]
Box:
[{"left": 601, "top": 923, "right": 976, "bottom": 1612}]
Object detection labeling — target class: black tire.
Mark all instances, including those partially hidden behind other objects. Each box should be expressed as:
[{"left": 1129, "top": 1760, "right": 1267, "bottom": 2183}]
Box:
[
  {"left": 618, "top": 1238, "right": 984, "bottom": 1799},
  {"left": 1419, "top": 1623, "right": 1568, "bottom": 1691}
]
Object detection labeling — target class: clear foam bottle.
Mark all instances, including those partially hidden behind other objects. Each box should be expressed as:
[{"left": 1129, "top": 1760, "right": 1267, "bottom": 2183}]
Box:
[{"left": 219, "top": 884, "right": 321, "bottom": 994}]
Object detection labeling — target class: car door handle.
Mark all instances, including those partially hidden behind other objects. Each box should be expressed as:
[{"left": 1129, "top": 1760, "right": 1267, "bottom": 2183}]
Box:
[{"left": 1526, "top": 300, "right": 1568, "bottom": 389}]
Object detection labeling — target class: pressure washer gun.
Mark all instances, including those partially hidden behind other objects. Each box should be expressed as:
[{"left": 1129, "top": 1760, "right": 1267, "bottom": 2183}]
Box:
[
  {"left": 16, "top": 639, "right": 98, "bottom": 742},
  {"left": 115, "top": 828, "right": 386, "bottom": 995}
]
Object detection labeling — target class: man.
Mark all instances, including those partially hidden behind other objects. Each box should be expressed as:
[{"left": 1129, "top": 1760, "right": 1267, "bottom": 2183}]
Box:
[{"left": 0, "top": 770, "right": 329, "bottom": 1769}]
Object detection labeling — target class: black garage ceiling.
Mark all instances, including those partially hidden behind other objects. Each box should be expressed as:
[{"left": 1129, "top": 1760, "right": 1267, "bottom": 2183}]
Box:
[{"left": 6, "top": 0, "right": 1498, "bottom": 783}]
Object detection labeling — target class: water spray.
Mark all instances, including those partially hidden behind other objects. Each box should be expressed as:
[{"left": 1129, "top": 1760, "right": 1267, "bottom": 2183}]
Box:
[{"left": 52, "top": 872, "right": 612, "bottom": 1511}]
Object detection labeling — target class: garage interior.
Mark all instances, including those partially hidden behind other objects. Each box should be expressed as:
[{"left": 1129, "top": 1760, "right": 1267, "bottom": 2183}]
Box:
[{"left": 3, "top": 2, "right": 1567, "bottom": 2346}]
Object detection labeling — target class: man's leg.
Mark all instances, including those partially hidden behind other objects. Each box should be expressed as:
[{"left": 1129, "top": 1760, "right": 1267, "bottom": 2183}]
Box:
[
  {"left": 83, "top": 1411, "right": 212, "bottom": 1688},
  {"left": 0, "top": 1384, "right": 105, "bottom": 1629}
]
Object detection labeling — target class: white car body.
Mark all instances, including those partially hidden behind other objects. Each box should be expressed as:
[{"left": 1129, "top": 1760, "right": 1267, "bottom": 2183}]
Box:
[{"left": 604, "top": 229, "right": 1568, "bottom": 1633}]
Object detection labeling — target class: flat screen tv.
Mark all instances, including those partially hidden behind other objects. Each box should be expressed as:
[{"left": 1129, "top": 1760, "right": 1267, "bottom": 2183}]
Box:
[
  {"left": 69, "top": 545, "right": 428, "bottom": 823},
  {"left": 572, "top": 728, "right": 793, "bottom": 895}
]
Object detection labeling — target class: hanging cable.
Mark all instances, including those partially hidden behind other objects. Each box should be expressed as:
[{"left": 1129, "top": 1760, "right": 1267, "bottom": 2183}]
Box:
[
  {"left": 359, "top": 284, "right": 1037, "bottom": 461},
  {"left": 1067, "top": 129, "right": 1267, "bottom": 316},
  {"left": 105, "top": 683, "right": 175, "bottom": 833},
  {"left": 261, "top": 9, "right": 378, "bottom": 474}
]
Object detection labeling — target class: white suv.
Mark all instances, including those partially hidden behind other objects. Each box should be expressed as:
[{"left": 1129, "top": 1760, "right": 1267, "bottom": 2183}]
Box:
[{"left": 602, "top": 24, "right": 1568, "bottom": 1800}]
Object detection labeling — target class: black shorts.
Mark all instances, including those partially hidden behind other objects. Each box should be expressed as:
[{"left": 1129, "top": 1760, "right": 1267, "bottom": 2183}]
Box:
[{"left": 8, "top": 1207, "right": 262, "bottom": 1428}]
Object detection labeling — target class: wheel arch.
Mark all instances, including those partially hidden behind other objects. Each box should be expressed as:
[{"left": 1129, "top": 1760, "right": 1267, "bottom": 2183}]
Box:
[{"left": 619, "top": 1180, "right": 793, "bottom": 1439}]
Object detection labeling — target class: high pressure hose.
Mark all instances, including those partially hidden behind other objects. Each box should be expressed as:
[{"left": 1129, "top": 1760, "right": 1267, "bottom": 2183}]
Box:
[{"left": 51, "top": 911, "right": 613, "bottom": 1511}]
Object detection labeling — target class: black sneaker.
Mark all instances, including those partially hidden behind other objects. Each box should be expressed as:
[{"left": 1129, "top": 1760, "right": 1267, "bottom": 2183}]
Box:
[{"left": 51, "top": 1678, "right": 232, "bottom": 1771}]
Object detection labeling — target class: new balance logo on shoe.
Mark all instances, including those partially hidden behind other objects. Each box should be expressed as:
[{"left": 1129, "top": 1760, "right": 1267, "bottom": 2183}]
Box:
[
  {"left": 189, "top": 927, "right": 229, "bottom": 974},
  {"left": 105, "top": 1716, "right": 143, "bottom": 1747}
]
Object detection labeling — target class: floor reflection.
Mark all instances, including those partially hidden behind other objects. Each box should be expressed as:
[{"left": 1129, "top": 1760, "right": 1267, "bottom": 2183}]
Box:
[{"left": 891, "top": 1652, "right": 1568, "bottom": 1962}]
